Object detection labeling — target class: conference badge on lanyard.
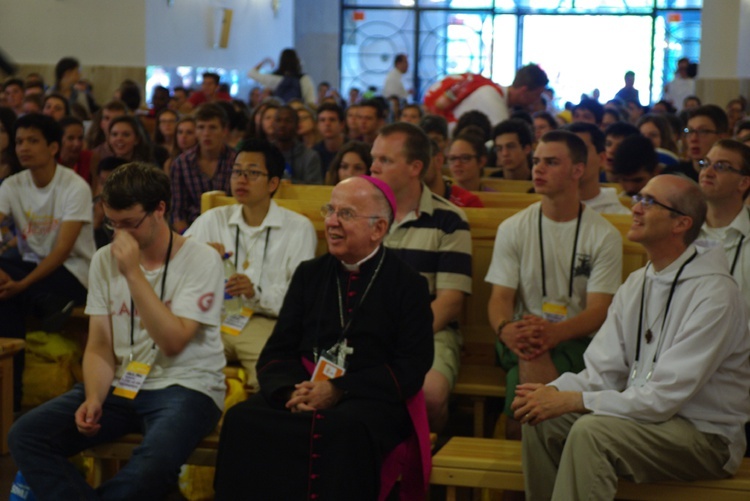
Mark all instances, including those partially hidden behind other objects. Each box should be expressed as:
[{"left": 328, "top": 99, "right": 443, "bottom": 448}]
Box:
[
  {"left": 221, "top": 307, "right": 255, "bottom": 336},
  {"left": 113, "top": 360, "right": 152, "bottom": 399},
  {"left": 541, "top": 297, "right": 568, "bottom": 323},
  {"left": 311, "top": 339, "right": 352, "bottom": 382}
]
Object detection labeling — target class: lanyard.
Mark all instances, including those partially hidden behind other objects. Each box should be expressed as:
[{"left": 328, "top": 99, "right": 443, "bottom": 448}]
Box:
[
  {"left": 731, "top": 235, "right": 744, "bottom": 276},
  {"left": 633, "top": 250, "right": 698, "bottom": 373},
  {"left": 235, "top": 225, "right": 271, "bottom": 293},
  {"left": 538, "top": 203, "right": 583, "bottom": 298},
  {"left": 129, "top": 229, "right": 173, "bottom": 350}
]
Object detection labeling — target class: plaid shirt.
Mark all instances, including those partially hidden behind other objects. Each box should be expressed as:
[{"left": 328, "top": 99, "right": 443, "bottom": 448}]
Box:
[{"left": 170, "top": 145, "right": 237, "bottom": 226}]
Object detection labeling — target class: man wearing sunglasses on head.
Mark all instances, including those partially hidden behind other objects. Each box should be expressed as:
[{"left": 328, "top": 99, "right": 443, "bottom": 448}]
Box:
[
  {"left": 185, "top": 138, "right": 316, "bottom": 388},
  {"left": 698, "top": 139, "right": 750, "bottom": 309},
  {"left": 516, "top": 174, "right": 750, "bottom": 500}
]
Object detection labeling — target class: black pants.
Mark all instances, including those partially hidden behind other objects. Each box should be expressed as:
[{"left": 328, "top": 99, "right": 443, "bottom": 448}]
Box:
[{"left": 0, "top": 257, "right": 87, "bottom": 409}]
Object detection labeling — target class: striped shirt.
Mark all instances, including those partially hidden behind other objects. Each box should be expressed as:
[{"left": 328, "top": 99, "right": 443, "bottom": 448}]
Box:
[
  {"left": 170, "top": 144, "right": 237, "bottom": 226},
  {"left": 385, "top": 185, "right": 472, "bottom": 296}
]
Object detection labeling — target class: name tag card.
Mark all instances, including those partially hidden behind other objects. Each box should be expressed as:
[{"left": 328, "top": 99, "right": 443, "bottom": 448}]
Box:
[
  {"left": 311, "top": 354, "right": 346, "bottom": 382},
  {"left": 113, "top": 361, "right": 152, "bottom": 399},
  {"left": 221, "top": 307, "right": 255, "bottom": 336}
]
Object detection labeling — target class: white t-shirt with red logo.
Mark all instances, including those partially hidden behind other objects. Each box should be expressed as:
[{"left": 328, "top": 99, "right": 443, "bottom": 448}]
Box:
[
  {"left": 0, "top": 165, "right": 95, "bottom": 287},
  {"left": 85, "top": 237, "right": 226, "bottom": 410}
]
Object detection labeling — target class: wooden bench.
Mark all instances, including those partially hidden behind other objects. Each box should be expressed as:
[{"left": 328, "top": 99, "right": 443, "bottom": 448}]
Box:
[
  {"left": 431, "top": 437, "right": 750, "bottom": 501},
  {"left": 84, "top": 429, "right": 439, "bottom": 487},
  {"left": 82, "top": 430, "right": 221, "bottom": 487},
  {"left": 0, "top": 337, "right": 25, "bottom": 454}
]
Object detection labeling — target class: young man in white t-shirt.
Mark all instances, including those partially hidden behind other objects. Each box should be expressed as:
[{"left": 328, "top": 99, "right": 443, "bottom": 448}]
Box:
[
  {"left": 0, "top": 113, "right": 95, "bottom": 409},
  {"left": 486, "top": 130, "right": 623, "bottom": 440},
  {"left": 186, "top": 138, "right": 317, "bottom": 388},
  {"left": 9, "top": 163, "right": 226, "bottom": 500}
]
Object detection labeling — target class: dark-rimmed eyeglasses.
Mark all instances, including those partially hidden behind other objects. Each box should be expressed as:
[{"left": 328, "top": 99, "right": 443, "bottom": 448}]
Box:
[
  {"left": 632, "top": 194, "right": 687, "bottom": 216},
  {"left": 104, "top": 211, "right": 151, "bottom": 231},
  {"left": 697, "top": 159, "right": 748, "bottom": 175},
  {"left": 231, "top": 169, "right": 269, "bottom": 181}
]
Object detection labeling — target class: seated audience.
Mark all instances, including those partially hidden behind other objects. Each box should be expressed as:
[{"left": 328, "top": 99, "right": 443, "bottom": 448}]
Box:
[
  {"left": 698, "top": 139, "right": 750, "bottom": 308},
  {"left": 107, "top": 116, "right": 154, "bottom": 165},
  {"left": 612, "top": 134, "right": 659, "bottom": 197},
  {"left": 492, "top": 119, "right": 534, "bottom": 180},
  {"left": 638, "top": 113, "right": 679, "bottom": 166},
  {"left": 448, "top": 130, "right": 489, "bottom": 192},
  {"left": 372, "top": 122, "right": 472, "bottom": 432},
  {"left": 486, "top": 130, "right": 622, "bottom": 440},
  {"left": 313, "top": 102, "right": 345, "bottom": 176},
  {"left": 57, "top": 116, "right": 93, "bottom": 185},
  {"left": 424, "top": 138, "right": 482, "bottom": 208},
  {"left": 154, "top": 108, "right": 178, "bottom": 160},
  {"left": 186, "top": 139, "right": 316, "bottom": 387},
  {"left": 0, "top": 114, "right": 95, "bottom": 408},
  {"left": 297, "top": 105, "right": 321, "bottom": 149},
  {"left": 566, "top": 122, "right": 630, "bottom": 214},
  {"left": 170, "top": 104, "right": 237, "bottom": 232},
  {"left": 517, "top": 175, "right": 749, "bottom": 501},
  {"left": 9, "top": 162, "right": 225, "bottom": 500},
  {"left": 215, "top": 176, "right": 433, "bottom": 499},
  {"left": 42, "top": 93, "right": 70, "bottom": 122},
  {"left": 603, "top": 122, "right": 640, "bottom": 182},
  {"left": 400, "top": 104, "right": 423, "bottom": 125},
  {"left": 325, "top": 140, "right": 372, "bottom": 185},
  {"left": 532, "top": 111, "right": 558, "bottom": 142},
  {"left": 3, "top": 78, "right": 24, "bottom": 117},
  {"left": 271, "top": 105, "right": 322, "bottom": 184},
  {"left": 678, "top": 104, "right": 730, "bottom": 181}
]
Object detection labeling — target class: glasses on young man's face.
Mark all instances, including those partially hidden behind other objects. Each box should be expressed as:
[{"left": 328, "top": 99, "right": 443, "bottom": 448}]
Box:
[
  {"left": 320, "top": 204, "right": 381, "bottom": 222},
  {"left": 104, "top": 211, "right": 151, "bottom": 231},
  {"left": 447, "top": 154, "right": 478, "bottom": 164},
  {"left": 683, "top": 128, "right": 718, "bottom": 137},
  {"left": 631, "top": 194, "right": 687, "bottom": 216},
  {"left": 231, "top": 169, "right": 269, "bottom": 181},
  {"left": 697, "top": 159, "right": 748, "bottom": 175}
]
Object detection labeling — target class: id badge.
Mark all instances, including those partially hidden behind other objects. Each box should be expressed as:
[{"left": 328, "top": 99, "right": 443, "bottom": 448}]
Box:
[
  {"left": 221, "top": 307, "right": 254, "bottom": 336},
  {"left": 113, "top": 361, "right": 152, "bottom": 399},
  {"left": 311, "top": 353, "right": 346, "bottom": 382},
  {"left": 542, "top": 298, "right": 568, "bottom": 323}
]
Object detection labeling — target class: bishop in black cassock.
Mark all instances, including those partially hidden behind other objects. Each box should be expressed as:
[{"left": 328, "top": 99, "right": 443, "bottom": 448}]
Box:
[{"left": 214, "top": 176, "right": 434, "bottom": 500}]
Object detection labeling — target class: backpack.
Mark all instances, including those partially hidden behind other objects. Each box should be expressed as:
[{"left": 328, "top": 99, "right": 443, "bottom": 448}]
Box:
[{"left": 274, "top": 74, "right": 302, "bottom": 103}]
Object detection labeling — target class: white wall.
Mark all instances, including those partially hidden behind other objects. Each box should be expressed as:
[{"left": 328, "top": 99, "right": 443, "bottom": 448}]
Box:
[
  {"left": 0, "top": 0, "right": 145, "bottom": 66},
  {"left": 145, "top": 0, "right": 294, "bottom": 70}
]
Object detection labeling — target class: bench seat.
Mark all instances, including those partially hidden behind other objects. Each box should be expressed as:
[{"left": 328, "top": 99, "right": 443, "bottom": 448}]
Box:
[{"left": 431, "top": 436, "right": 750, "bottom": 501}]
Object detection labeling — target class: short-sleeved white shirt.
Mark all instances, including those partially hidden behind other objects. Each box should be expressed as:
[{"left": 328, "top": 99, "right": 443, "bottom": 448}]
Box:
[
  {"left": 185, "top": 201, "right": 317, "bottom": 317},
  {"left": 0, "top": 165, "right": 95, "bottom": 286},
  {"left": 485, "top": 202, "right": 623, "bottom": 327},
  {"left": 85, "top": 238, "right": 226, "bottom": 410}
]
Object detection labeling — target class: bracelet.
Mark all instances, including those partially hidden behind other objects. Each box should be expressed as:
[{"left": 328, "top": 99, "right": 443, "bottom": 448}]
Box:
[{"left": 496, "top": 320, "right": 511, "bottom": 337}]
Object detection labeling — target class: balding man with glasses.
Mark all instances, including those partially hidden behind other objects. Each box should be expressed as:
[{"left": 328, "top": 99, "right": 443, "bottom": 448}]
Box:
[
  {"left": 516, "top": 174, "right": 750, "bottom": 501},
  {"left": 186, "top": 138, "right": 316, "bottom": 388}
]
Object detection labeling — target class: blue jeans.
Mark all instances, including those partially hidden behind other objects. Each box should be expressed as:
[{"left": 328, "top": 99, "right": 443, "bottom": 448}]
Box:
[{"left": 9, "top": 383, "right": 222, "bottom": 501}]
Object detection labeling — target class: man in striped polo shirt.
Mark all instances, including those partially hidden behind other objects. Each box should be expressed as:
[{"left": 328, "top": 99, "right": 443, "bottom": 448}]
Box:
[{"left": 371, "top": 122, "right": 472, "bottom": 431}]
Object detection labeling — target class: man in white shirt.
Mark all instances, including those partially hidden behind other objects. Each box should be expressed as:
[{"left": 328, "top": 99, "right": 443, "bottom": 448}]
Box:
[
  {"left": 9, "top": 162, "right": 226, "bottom": 500},
  {"left": 698, "top": 139, "right": 750, "bottom": 309},
  {"left": 383, "top": 54, "right": 409, "bottom": 101},
  {"left": 486, "top": 130, "right": 622, "bottom": 440},
  {"left": 516, "top": 174, "right": 750, "bottom": 500},
  {"left": 186, "top": 139, "right": 317, "bottom": 387},
  {"left": 0, "top": 113, "right": 95, "bottom": 409}
]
